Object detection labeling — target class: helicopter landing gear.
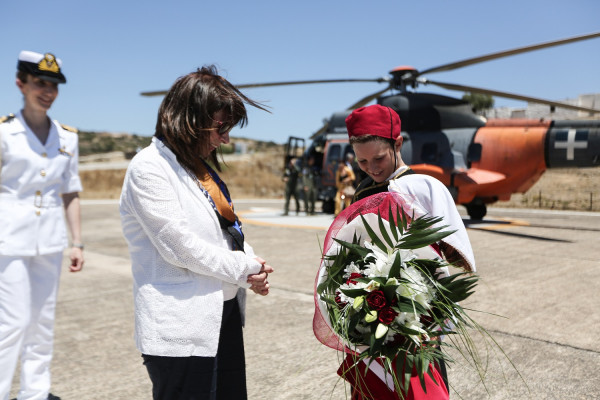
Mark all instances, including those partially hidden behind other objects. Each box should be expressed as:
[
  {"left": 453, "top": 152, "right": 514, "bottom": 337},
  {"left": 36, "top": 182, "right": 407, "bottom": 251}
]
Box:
[{"left": 465, "top": 201, "right": 487, "bottom": 220}]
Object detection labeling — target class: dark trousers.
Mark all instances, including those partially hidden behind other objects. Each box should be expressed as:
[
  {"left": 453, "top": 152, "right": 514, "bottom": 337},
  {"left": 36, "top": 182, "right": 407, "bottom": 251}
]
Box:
[
  {"left": 304, "top": 187, "right": 316, "bottom": 214},
  {"left": 284, "top": 189, "right": 300, "bottom": 214},
  {"left": 142, "top": 298, "right": 247, "bottom": 400}
]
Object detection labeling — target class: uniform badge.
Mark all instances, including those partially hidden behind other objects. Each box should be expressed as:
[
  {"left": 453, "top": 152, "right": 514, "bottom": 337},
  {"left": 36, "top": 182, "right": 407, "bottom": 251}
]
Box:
[
  {"left": 0, "top": 114, "right": 15, "bottom": 124},
  {"left": 38, "top": 53, "right": 60, "bottom": 73},
  {"left": 58, "top": 147, "right": 74, "bottom": 157}
]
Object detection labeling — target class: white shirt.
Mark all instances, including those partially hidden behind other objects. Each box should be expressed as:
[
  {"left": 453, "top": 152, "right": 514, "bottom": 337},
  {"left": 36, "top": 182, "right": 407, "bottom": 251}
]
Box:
[
  {"left": 119, "top": 138, "right": 262, "bottom": 357},
  {"left": 0, "top": 111, "right": 82, "bottom": 256},
  {"left": 388, "top": 168, "right": 476, "bottom": 272}
]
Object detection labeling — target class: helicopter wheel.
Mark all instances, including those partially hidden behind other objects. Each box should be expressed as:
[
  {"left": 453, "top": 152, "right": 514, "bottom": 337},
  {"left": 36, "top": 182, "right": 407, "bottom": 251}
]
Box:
[{"left": 465, "top": 202, "right": 487, "bottom": 220}]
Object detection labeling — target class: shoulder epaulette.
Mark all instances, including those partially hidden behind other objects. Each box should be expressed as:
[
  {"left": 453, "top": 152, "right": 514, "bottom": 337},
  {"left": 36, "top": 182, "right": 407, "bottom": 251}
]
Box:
[
  {"left": 60, "top": 123, "right": 78, "bottom": 133},
  {"left": 0, "top": 114, "right": 15, "bottom": 124}
]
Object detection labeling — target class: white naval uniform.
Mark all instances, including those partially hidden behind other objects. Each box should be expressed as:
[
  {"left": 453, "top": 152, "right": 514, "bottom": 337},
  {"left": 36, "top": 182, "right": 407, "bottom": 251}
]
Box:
[{"left": 0, "top": 111, "right": 82, "bottom": 400}]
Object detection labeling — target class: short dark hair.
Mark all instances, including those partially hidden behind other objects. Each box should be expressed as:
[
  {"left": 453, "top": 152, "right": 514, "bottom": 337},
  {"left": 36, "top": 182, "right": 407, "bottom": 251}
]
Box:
[
  {"left": 349, "top": 134, "right": 395, "bottom": 148},
  {"left": 16, "top": 71, "right": 28, "bottom": 83},
  {"left": 155, "top": 65, "right": 267, "bottom": 173}
]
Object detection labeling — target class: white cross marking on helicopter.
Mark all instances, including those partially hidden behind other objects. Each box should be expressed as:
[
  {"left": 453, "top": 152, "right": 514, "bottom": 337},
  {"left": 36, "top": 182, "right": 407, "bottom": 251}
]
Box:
[{"left": 554, "top": 129, "right": 587, "bottom": 160}]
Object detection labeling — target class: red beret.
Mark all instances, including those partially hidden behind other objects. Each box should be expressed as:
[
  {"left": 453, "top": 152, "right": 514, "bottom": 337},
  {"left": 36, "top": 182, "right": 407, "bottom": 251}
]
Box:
[{"left": 345, "top": 105, "right": 401, "bottom": 140}]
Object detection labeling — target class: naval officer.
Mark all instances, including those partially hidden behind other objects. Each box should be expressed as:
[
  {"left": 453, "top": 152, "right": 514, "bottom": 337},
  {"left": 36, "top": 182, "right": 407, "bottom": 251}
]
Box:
[{"left": 0, "top": 50, "right": 83, "bottom": 400}]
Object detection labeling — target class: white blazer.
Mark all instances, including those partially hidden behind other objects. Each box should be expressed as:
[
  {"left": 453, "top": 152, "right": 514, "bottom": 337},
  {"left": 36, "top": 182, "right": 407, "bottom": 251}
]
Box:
[
  {"left": 0, "top": 111, "right": 81, "bottom": 256},
  {"left": 119, "top": 138, "right": 262, "bottom": 357}
]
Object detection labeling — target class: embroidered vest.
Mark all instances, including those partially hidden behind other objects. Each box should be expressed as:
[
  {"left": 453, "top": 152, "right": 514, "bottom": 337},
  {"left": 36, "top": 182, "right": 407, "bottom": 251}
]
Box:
[{"left": 351, "top": 168, "right": 415, "bottom": 203}]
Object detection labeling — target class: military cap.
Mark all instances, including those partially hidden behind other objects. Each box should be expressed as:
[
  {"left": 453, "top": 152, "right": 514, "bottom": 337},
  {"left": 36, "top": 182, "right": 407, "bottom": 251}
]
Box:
[{"left": 17, "top": 50, "right": 67, "bottom": 84}]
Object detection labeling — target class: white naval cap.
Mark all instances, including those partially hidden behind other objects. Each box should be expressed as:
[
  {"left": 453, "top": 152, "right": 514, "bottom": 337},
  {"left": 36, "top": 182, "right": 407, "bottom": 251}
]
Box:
[{"left": 17, "top": 50, "right": 66, "bottom": 84}]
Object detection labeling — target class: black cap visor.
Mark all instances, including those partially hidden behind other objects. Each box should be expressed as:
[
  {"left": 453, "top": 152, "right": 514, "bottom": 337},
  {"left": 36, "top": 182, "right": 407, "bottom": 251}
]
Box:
[{"left": 18, "top": 61, "right": 67, "bottom": 84}]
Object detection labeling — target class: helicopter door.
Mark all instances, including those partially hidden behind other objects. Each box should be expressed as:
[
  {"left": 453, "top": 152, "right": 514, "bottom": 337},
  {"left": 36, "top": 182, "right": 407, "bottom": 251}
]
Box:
[{"left": 284, "top": 136, "right": 305, "bottom": 169}]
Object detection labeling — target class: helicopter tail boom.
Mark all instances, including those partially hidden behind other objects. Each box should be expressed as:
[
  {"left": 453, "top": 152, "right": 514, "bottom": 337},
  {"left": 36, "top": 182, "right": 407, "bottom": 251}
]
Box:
[{"left": 546, "top": 120, "right": 600, "bottom": 168}]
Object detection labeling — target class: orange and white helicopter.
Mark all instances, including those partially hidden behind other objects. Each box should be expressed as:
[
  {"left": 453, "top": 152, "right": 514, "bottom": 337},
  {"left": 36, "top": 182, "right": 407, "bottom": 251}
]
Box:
[{"left": 142, "top": 32, "right": 600, "bottom": 219}]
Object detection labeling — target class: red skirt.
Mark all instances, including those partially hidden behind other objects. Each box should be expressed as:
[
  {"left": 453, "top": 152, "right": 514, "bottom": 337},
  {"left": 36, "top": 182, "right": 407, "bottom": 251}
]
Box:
[{"left": 337, "top": 354, "right": 449, "bottom": 400}]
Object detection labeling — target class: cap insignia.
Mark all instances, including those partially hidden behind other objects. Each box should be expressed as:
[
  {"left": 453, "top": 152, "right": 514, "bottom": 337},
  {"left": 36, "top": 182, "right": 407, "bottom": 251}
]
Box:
[{"left": 38, "top": 53, "right": 60, "bottom": 73}]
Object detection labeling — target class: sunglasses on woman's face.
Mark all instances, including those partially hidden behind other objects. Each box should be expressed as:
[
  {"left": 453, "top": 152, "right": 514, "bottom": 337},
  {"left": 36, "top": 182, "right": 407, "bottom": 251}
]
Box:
[
  {"left": 214, "top": 120, "right": 233, "bottom": 135},
  {"left": 198, "top": 120, "right": 232, "bottom": 136}
]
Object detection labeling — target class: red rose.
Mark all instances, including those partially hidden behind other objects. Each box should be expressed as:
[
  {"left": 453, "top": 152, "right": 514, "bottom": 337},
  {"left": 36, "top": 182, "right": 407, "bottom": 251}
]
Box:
[
  {"left": 346, "top": 272, "right": 362, "bottom": 285},
  {"left": 420, "top": 314, "right": 434, "bottom": 327},
  {"left": 378, "top": 306, "right": 398, "bottom": 325},
  {"left": 366, "top": 290, "right": 387, "bottom": 310},
  {"left": 334, "top": 293, "right": 346, "bottom": 309}
]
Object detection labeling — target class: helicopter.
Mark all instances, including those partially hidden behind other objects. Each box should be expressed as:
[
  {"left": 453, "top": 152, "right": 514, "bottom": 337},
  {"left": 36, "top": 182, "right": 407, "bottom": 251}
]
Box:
[{"left": 141, "top": 32, "right": 600, "bottom": 219}]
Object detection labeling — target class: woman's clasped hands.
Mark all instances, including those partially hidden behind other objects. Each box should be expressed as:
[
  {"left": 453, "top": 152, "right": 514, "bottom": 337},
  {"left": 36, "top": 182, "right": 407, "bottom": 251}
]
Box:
[{"left": 248, "top": 256, "right": 273, "bottom": 296}]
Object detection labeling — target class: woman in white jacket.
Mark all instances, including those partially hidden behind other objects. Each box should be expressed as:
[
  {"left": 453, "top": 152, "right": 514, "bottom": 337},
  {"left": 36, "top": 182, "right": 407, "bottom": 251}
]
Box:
[{"left": 120, "top": 66, "right": 273, "bottom": 400}]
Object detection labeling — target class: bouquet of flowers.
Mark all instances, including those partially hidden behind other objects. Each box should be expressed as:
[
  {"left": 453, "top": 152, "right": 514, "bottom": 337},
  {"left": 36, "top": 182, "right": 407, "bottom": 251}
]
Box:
[{"left": 313, "top": 192, "right": 479, "bottom": 399}]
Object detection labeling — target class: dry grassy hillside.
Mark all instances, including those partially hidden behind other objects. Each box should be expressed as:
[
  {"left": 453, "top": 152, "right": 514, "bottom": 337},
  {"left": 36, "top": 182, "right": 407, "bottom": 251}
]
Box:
[
  {"left": 80, "top": 150, "right": 600, "bottom": 212},
  {"left": 77, "top": 130, "right": 599, "bottom": 211},
  {"left": 79, "top": 149, "right": 286, "bottom": 200},
  {"left": 495, "top": 167, "right": 600, "bottom": 211}
]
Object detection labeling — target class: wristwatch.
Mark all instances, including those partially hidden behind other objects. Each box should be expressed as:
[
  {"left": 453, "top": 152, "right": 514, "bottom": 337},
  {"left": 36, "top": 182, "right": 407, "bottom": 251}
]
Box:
[{"left": 72, "top": 242, "right": 85, "bottom": 250}]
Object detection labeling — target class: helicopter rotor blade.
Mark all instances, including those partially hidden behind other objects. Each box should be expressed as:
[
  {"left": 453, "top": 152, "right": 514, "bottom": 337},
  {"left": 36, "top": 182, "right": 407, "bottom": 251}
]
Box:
[
  {"left": 419, "top": 31, "right": 600, "bottom": 76},
  {"left": 140, "top": 90, "right": 169, "bottom": 97},
  {"left": 235, "top": 78, "right": 385, "bottom": 89},
  {"left": 307, "top": 86, "right": 392, "bottom": 139},
  {"left": 310, "top": 86, "right": 390, "bottom": 139},
  {"left": 140, "top": 78, "right": 386, "bottom": 97},
  {"left": 420, "top": 78, "right": 600, "bottom": 114}
]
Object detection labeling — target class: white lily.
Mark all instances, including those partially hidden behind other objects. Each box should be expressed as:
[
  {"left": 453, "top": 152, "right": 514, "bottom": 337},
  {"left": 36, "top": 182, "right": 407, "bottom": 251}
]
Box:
[
  {"left": 395, "top": 312, "right": 427, "bottom": 345},
  {"left": 364, "top": 310, "right": 378, "bottom": 323},
  {"left": 342, "top": 261, "right": 362, "bottom": 279},
  {"left": 365, "top": 280, "right": 381, "bottom": 292},
  {"left": 363, "top": 242, "right": 397, "bottom": 278},
  {"left": 337, "top": 280, "right": 368, "bottom": 304},
  {"left": 397, "top": 266, "right": 435, "bottom": 309},
  {"left": 353, "top": 296, "right": 365, "bottom": 310},
  {"left": 375, "top": 323, "right": 389, "bottom": 339}
]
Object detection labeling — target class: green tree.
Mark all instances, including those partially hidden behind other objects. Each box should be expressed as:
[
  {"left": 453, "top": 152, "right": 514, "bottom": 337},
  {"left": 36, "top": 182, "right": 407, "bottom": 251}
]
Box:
[{"left": 462, "top": 92, "right": 494, "bottom": 113}]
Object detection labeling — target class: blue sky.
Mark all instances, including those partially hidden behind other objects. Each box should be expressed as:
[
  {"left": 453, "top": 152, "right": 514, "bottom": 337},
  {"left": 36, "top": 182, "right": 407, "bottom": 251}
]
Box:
[{"left": 1, "top": 0, "right": 599, "bottom": 143}]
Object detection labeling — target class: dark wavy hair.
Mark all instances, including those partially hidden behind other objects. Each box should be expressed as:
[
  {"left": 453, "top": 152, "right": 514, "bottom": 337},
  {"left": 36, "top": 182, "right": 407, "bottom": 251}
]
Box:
[{"left": 155, "top": 65, "right": 267, "bottom": 173}]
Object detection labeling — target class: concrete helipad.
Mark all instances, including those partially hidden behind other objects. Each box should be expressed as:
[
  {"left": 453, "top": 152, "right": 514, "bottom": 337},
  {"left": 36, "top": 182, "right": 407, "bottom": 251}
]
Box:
[
  {"left": 9, "top": 200, "right": 600, "bottom": 399},
  {"left": 239, "top": 205, "right": 533, "bottom": 232}
]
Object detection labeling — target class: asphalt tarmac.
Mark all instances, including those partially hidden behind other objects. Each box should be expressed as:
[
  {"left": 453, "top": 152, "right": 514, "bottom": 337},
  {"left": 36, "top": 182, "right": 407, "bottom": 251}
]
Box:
[{"left": 9, "top": 199, "right": 600, "bottom": 399}]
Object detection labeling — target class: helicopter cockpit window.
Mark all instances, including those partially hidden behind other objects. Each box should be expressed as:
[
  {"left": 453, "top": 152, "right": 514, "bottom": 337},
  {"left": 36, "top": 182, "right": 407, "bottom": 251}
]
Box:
[
  {"left": 421, "top": 143, "right": 438, "bottom": 163},
  {"left": 327, "top": 144, "right": 341, "bottom": 163}
]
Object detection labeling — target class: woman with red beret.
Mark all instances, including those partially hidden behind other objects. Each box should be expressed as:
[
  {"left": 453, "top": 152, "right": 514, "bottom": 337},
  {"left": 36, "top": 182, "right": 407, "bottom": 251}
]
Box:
[{"left": 343, "top": 104, "right": 476, "bottom": 399}]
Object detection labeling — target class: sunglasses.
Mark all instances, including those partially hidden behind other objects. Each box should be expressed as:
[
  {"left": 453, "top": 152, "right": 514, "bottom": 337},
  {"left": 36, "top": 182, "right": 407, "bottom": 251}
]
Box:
[{"left": 198, "top": 119, "right": 233, "bottom": 136}]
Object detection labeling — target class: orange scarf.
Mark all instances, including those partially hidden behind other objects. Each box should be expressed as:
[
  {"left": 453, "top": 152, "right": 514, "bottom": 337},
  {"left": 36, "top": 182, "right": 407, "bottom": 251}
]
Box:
[{"left": 196, "top": 161, "right": 237, "bottom": 224}]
